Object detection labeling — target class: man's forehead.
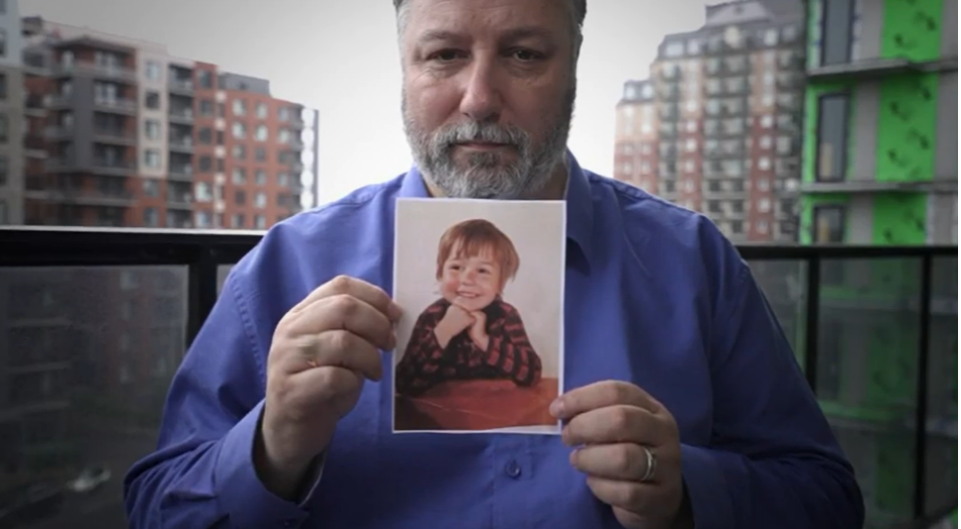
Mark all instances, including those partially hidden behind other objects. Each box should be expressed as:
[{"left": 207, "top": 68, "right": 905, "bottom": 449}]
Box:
[{"left": 405, "top": 0, "right": 569, "bottom": 37}]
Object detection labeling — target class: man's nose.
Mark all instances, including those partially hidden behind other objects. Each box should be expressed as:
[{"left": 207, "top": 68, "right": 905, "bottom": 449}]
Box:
[{"left": 459, "top": 56, "right": 502, "bottom": 123}]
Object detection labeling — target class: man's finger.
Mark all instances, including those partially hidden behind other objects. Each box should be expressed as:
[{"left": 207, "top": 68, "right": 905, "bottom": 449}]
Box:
[
  {"left": 561, "top": 405, "right": 660, "bottom": 446},
  {"left": 569, "top": 443, "right": 652, "bottom": 481},
  {"left": 285, "top": 294, "right": 396, "bottom": 351},
  {"left": 585, "top": 475, "right": 653, "bottom": 515},
  {"left": 290, "top": 275, "right": 402, "bottom": 322},
  {"left": 550, "top": 380, "right": 661, "bottom": 420},
  {"left": 281, "top": 329, "right": 384, "bottom": 380}
]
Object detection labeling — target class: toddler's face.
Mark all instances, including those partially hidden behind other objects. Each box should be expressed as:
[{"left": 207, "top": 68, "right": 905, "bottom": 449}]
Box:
[{"left": 439, "top": 247, "right": 502, "bottom": 312}]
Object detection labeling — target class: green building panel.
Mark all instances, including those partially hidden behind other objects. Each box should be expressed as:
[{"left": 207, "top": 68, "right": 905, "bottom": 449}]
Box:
[
  {"left": 880, "top": 0, "right": 945, "bottom": 63},
  {"left": 873, "top": 193, "right": 929, "bottom": 244},
  {"left": 877, "top": 74, "right": 940, "bottom": 183}
]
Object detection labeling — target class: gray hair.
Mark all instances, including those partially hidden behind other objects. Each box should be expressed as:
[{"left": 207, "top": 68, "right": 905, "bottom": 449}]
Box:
[{"left": 392, "top": 0, "right": 586, "bottom": 59}]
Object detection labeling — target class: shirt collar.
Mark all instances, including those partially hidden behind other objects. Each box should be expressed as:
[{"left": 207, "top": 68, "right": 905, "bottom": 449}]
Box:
[{"left": 398, "top": 149, "right": 595, "bottom": 269}]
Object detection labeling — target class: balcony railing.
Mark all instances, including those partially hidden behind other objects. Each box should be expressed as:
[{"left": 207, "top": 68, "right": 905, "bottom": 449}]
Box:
[
  {"left": 52, "top": 61, "right": 137, "bottom": 83},
  {"left": 0, "top": 227, "right": 955, "bottom": 529}
]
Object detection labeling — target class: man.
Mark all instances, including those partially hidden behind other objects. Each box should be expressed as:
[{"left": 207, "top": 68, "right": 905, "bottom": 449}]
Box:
[{"left": 124, "top": 0, "right": 865, "bottom": 528}]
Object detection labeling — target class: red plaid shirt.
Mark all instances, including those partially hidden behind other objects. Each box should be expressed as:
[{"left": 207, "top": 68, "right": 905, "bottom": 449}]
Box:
[{"left": 395, "top": 298, "right": 542, "bottom": 396}]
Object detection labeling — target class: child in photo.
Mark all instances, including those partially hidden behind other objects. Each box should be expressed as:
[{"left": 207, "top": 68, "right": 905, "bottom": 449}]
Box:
[{"left": 395, "top": 218, "right": 542, "bottom": 396}]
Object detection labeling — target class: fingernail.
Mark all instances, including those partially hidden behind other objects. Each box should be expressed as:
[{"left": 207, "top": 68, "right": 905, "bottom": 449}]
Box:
[{"left": 549, "top": 398, "right": 565, "bottom": 418}]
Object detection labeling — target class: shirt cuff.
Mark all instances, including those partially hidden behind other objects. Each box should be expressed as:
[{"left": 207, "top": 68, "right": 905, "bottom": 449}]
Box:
[
  {"left": 679, "top": 443, "right": 736, "bottom": 529},
  {"left": 215, "top": 400, "right": 323, "bottom": 528}
]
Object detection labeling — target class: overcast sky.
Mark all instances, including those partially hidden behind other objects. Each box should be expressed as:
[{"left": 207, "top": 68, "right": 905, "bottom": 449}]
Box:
[{"left": 21, "top": 0, "right": 711, "bottom": 204}]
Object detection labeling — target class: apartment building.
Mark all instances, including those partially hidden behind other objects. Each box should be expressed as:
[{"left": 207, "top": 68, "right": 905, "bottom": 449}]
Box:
[
  {"left": 18, "top": 17, "right": 319, "bottom": 229},
  {"left": 0, "top": 0, "right": 24, "bottom": 225},
  {"left": 801, "top": 0, "right": 957, "bottom": 246},
  {"left": 800, "top": 1, "right": 958, "bottom": 527},
  {"left": 614, "top": 0, "right": 805, "bottom": 243}
]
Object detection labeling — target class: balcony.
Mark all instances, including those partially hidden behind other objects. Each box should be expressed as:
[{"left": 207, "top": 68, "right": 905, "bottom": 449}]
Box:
[
  {"left": 0, "top": 228, "right": 955, "bottom": 529},
  {"left": 93, "top": 128, "right": 137, "bottom": 146},
  {"left": 51, "top": 61, "right": 137, "bottom": 83},
  {"left": 22, "top": 189, "right": 135, "bottom": 207},
  {"left": 168, "top": 135, "right": 194, "bottom": 153},
  {"left": 801, "top": 180, "right": 958, "bottom": 195},
  {"left": 808, "top": 56, "right": 958, "bottom": 82},
  {"left": 167, "top": 165, "right": 194, "bottom": 182},
  {"left": 168, "top": 108, "right": 194, "bottom": 124},
  {"left": 168, "top": 78, "right": 194, "bottom": 95},
  {"left": 166, "top": 193, "right": 193, "bottom": 210},
  {"left": 93, "top": 98, "right": 137, "bottom": 115}
]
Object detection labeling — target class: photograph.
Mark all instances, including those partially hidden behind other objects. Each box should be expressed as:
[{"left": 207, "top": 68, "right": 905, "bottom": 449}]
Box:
[{"left": 392, "top": 197, "right": 566, "bottom": 434}]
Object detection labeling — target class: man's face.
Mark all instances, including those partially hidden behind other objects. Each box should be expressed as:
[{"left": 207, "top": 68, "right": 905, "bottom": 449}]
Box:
[
  {"left": 438, "top": 246, "right": 502, "bottom": 312},
  {"left": 400, "top": 0, "right": 578, "bottom": 199}
]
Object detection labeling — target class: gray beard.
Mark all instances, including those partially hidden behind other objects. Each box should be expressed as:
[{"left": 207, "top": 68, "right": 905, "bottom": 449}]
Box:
[{"left": 402, "top": 85, "right": 576, "bottom": 200}]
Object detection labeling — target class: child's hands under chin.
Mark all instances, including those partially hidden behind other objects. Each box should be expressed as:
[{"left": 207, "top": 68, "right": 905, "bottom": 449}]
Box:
[{"left": 467, "top": 310, "right": 489, "bottom": 352}]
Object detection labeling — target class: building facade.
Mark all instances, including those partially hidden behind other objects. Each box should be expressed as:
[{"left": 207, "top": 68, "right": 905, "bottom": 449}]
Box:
[
  {"left": 801, "top": 0, "right": 957, "bottom": 247},
  {"left": 0, "top": 0, "right": 24, "bottom": 225},
  {"left": 800, "top": 1, "right": 958, "bottom": 527},
  {"left": 17, "top": 17, "right": 319, "bottom": 229},
  {"left": 614, "top": 1, "right": 805, "bottom": 243}
]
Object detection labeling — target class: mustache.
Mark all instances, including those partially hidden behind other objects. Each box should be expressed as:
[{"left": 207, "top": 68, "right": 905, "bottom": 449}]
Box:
[{"left": 430, "top": 121, "right": 531, "bottom": 150}]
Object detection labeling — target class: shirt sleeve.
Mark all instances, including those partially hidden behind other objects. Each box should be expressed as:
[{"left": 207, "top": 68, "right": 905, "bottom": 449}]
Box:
[
  {"left": 122, "top": 272, "right": 323, "bottom": 529},
  {"left": 482, "top": 306, "right": 542, "bottom": 386},
  {"left": 680, "top": 259, "right": 865, "bottom": 529},
  {"left": 395, "top": 307, "right": 447, "bottom": 396}
]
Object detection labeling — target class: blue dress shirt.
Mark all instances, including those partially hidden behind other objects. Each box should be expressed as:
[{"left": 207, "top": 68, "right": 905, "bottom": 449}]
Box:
[{"left": 124, "top": 153, "right": 864, "bottom": 529}]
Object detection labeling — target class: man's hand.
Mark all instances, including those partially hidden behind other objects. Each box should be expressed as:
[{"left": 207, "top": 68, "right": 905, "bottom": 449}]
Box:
[
  {"left": 433, "top": 302, "right": 475, "bottom": 348},
  {"left": 466, "top": 310, "right": 489, "bottom": 351},
  {"left": 550, "top": 381, "right": 689, "bottom": 529},
  {"left": 257, "top": 276, "right": 402, "bottom": 499}
]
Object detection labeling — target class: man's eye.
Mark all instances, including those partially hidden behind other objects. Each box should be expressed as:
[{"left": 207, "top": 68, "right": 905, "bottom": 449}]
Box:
[
  {"left": 510, "top": 49, "right": 544, "bottom": 62},
  {"left": 430, "top": 49, "right": 465, "bottom": 62}
]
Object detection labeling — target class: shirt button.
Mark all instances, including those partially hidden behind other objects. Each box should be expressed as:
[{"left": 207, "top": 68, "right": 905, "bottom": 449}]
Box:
[{"left": 504, "top": 460, "right": 522, "bottom": 479}]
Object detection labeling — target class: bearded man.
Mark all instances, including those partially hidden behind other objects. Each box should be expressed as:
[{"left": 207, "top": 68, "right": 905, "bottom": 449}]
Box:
[{"left": 124, "top": 1, "right": 864, "bottom": 528}]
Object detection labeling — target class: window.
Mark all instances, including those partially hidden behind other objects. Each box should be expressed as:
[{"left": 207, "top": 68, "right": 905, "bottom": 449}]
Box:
[
  {"left": 199, "top": 155, "right": 212, "bottom": 172},
  {"left": 232, "top": 144, "right": 247, "bottom": 160},
  {"left": 255, "top": 147, "right": 267, "bottom": 162},
  {"left": 813, "top": 205, "right": 845, "bottom": 243},
  {"left": 232, "top": 168, "right": 246, "bottom": 184},
  {"left": 144, "top": 149, "right": 161, "bottom": 168},
  {"left": 759, "top": 135, "right": 772, "bottom": 149},
  {"left": 195, "top": 182, "right": 212, "bottom": 202},
  {"left": 0, "top": 115, "right": 7, "bottom": 142},
  {"left": 757, "top": 178, "right": 771, "bottom": 191},
  {"left": 143, "top": 178, "right": 159, "bottom": 197},
  {"left": 232, "top": 122, "right": 246, "bottom": 139},
  {"left": 255, "top": 125, "right": 268, "bottom": 141},
  {"left": 256, "top": 103, "right": 268, "bottom": 119},
  {"left": 254, "top": 192, "right": 267, "bottom": 208},
  {"left": 235, "top": 190, "right": 246, "bottom": 205},
  {"left": 255, "top": 215, "right": 267, "bottom": 229},
  {"left": 760, "top": 115, "right": 773, "bottom": 128},
  {"left": 0, "top": 29, "right": 7, "bottom": 57},
  {"left": 198, "top": 127, "right": 213, "bottom": 144},
  {"left": 145, "top": 61, "right": 161, "bottom": 80},
  {"left": 821, "top": 0, "right": 854, "bottom": 66},
  {"left": 232, "top": 99, "right": 246, "bottom": 116},
  {"left": 232, "top": 214, "right": 245, "bottom": 228},
  {"left": 144, "top": 119, "right": 160, "bottom": 140},
  {"left": 255, "top": 169, "right": 267, "bottom": 185},
  {"left": 198, "top": 70, "right": 213, "bottom": 89},
  {"left": 144, "top": 207, "right": 159, "bottom": 226},
  {"left": 816, "top": 94, "right": 849, "bottom": 182},
  {"left": 278, "top": 129, "right": 290, "bottom": 143},
  {"left": 196, "top": 210, "right": 212, "bottom": 228},
  {"left": 278, "top": 107, "right": 290, "bottom": 121},
  {"left": 199, "top": 99, "right": 214, "bottom": 116},
  {"left": 0, "top": 156, "right": 6, "bottom": 185},
  {"left": 757, "top": 220, "right": 769, "bottom": 235},
  {"left": 758, "top": 198, "right": 771, "bottom": 213},
  {"left": 145, "top": 91, "right": 160, "bottom": 109},
  {"left": 0, "top": 73, "right": 6, "bottom": 100},
  {"left": 758, "top": 157, "right": 771, "bottom": 171}
]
